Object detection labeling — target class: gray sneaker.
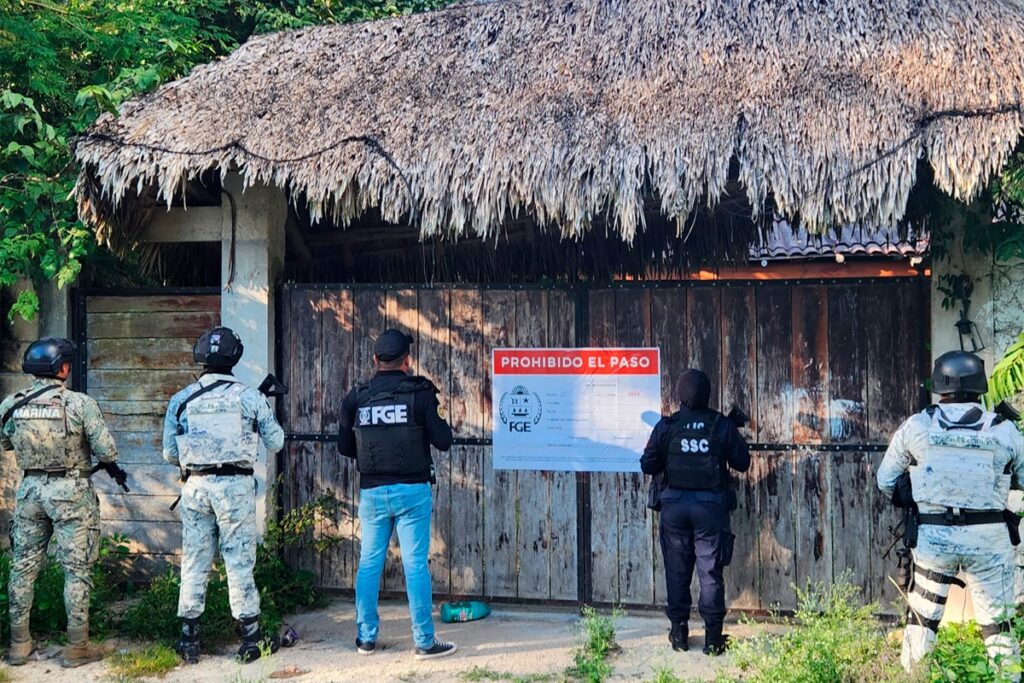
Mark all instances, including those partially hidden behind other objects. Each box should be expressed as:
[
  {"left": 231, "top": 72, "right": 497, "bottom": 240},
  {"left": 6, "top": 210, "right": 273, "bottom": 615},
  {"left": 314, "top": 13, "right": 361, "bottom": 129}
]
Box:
[{"left": 414, "top": 639, "right": 457, "bottom": 660}]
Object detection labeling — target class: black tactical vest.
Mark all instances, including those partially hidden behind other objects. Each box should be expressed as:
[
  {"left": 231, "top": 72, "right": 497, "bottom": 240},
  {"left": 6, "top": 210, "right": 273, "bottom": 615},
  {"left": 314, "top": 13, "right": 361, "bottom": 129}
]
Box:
[
  {"left": 665, "top": 412, "right": 724, "bottom": 490},
  {"left": 353, "top": 378, "right": 431, "bottom": 476}
]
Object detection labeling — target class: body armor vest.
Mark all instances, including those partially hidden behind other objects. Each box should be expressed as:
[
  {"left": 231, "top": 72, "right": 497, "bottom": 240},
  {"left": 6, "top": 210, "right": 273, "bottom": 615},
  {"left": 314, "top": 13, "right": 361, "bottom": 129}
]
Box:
[
  {"left": 353, "top": 379, "right": 430, "bottom": 476},
  {"left": 909, "top": 406, "right": 1010, "bottom": 512},
  {"left": 665, "top": 412, "right": 724, "bottom": 490},
  {"left": 9, "top": 387, "right": 90, "bottom": 471},
  {"left": 175, "top": 382, "right": 259, "bottom": 468}
]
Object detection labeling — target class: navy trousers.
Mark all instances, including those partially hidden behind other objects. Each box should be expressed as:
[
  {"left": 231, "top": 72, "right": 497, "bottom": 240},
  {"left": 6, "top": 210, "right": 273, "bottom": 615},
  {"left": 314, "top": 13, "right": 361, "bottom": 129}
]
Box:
[{"left": 658, "top": 488, "right": 731, "bottom": 629}]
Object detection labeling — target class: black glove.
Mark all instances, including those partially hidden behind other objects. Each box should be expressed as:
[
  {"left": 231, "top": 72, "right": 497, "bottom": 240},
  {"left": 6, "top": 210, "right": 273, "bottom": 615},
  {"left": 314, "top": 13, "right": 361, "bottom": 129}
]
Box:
[{"left": 91, "top": 461, "right": 130, "bottom": 493}]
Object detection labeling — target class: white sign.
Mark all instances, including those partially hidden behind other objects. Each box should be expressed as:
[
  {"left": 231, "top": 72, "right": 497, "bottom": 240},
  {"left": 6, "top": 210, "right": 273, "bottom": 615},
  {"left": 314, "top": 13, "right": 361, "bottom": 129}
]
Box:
[{"left": 492, "top": 348, "right": 662, "bottom": 472}]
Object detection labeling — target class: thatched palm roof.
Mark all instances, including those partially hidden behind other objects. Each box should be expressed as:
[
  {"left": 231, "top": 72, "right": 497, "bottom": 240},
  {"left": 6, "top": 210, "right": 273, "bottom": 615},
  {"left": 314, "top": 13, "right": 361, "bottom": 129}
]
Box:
[{"left": 75, "top": 0, "right": 1024, "bottom": 247}]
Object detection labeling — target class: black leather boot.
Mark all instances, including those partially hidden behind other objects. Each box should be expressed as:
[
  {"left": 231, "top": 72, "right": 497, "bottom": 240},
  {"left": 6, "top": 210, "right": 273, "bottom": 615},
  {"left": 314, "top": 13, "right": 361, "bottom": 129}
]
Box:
[
  {"left": 236, "top": 615, "right": 280, "bottom": 664},
  {"left": 175, "top": 617, "right": 200, "bottom": 664},
  {"left": 702, "top": 624, "right": 730, "bottom": 656},
  {"left": 669, "top": 622, "right": 689, "bottom": 651}
]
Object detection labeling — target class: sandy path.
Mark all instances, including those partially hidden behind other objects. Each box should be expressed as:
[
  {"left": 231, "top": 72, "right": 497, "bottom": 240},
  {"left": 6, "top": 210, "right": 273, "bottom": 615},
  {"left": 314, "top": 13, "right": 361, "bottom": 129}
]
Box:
[{"left": 3, "top": 598, "right": 780, "bottom": 682}]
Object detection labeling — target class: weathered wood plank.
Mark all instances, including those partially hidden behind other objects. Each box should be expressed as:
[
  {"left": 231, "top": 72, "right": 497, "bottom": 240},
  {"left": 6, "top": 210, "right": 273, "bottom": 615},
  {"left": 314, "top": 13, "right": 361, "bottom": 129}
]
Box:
[
  {"left": 97, "top": 401, "right": 170, "bottom": 416},
  {"left": 827, "top": 286, "right": 868, "bottom": 444},
  {"left": 615, "top": 289, "right": 654, "bottom": 605},
  {"left": 793, "top": 452, "right": 832, "bottom": 589},
  {"left": 320, "top": 289, "right": 356, "bottom": 589},
  {"left": 865, "top": 283, "right": 909, "bottom": 443},
  {"left": 588, "top": 289, "right": 619, "bottom": 603},
  {"left": 450, "top": 290, "right": 485, "bottom": 439},
  {"left": 94, "top": 463, "right": 180, "bottom": 496},
  {"left": 755, "top": 452, "right": 797, "bottom": 610},
  {"left": 86, "top": 295, "right": 220, "bottom": 314},
  {"left": 87, "top": 311, "right": 218, "bottom": 339},
  {"left": 102, "top": 520, "right": 182, "bottom": 555},
  {"left": 547, "top": 289, "right": 578, "bottom": 601},
  {"left": 111, "top": 431, "right": 163, "bottom": 464},
  {"left": 89, "top": 369, "right": 198, "bottom": 389},
  {"left": 868, "top": 451, "right": 901, "bottom": 609},
  {"left": 91, "top": 384, "right": 183, "bottom": 403},
  {"left": 685, "top": 288, "right": 722, "bottom": 410},
  {"left": 756, "top": 287, "right": 794, "bottom": 443},
  {"left": 450, "top": 445, "right": 484, "bottom": 595},
  {"left": 515, "top": 289, "right": 550, "bottom": 600},
  {"left": 650, "top": 288, "right": 687, "bottom": 606},
  {"left": 99, "top": 493, "right": 179, "bottom": 523},
  {"left": 286, "top": 289, "right": 322, "bottom": 435},
  {"left": 721, "top": 287, "right": 757, "bottom": 441},
  {"left": 791, "top": 286, "right": 829, "bottom": 444},
  {"left": 88, "top": 338, "right": 194, "bottom": 370},
  {"left": 831, "top": 452, "right": 873, "bottom": 601},
  {"left": 418, "top": 289, "right": 452, "bottom": 594},
  {"left": 482, "top": 290, "right": 517, "bottom": 598},
  {"left": 726, "top": 457, "right": 760, "bottom": 609},
  {"left": 353, "top": 290, "right": 385, "bottom": 385}
]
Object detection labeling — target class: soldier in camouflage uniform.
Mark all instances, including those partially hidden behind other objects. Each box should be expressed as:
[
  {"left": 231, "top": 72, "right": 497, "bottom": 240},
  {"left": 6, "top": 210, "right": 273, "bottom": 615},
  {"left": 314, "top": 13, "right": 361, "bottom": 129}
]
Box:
[
  {"left": 0, "top": 337, "right": 118, "bottom": 667},
  {"left": 878, "top": 351, "right": 1024, "bottom": 679},
  {"left": 163, "top": 327, "right": 284, "bottom": 664}
]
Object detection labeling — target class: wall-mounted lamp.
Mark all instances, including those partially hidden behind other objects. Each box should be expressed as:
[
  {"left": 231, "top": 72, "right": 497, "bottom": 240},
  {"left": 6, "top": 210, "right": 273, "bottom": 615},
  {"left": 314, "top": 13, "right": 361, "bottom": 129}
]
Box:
[{"left": 948, "top": 274, "right": 986, "bottom": 352}]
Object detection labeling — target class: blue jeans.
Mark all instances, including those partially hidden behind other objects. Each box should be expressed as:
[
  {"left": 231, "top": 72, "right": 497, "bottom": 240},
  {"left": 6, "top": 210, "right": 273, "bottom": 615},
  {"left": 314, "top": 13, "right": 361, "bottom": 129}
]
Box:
[{"left": 356, "top": 483, "right": 435, "bottom": 649}]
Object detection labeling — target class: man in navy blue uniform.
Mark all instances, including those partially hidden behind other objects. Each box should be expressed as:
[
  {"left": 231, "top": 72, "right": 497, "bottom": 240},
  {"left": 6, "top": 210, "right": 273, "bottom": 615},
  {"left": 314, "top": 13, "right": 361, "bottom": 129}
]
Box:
[{"left": 641, "top": 369, "right": 750, "bottom": 655}]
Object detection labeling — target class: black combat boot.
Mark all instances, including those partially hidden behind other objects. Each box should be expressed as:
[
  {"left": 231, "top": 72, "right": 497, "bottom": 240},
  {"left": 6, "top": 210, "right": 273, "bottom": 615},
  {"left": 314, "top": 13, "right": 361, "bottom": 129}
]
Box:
[
  {"left": 175, "top": 617, "right": 201, "bottom": 664},
  {"left": 236, "top": 615, "right": 280, "bottom": 664},
  {"left": 702, "top": 624, "right": 730, "bottom": 656},
  {"left": 669, "top": 622, "right": 689, "bottom": 651}
]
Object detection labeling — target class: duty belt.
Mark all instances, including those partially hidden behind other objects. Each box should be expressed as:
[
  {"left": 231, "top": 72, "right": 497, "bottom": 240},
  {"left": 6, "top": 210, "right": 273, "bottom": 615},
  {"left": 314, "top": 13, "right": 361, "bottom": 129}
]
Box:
[
  {"left": 919, "top": 510, "right": 1004, "bottom": 526},
  {"left": 186, "top": 465, "right": 254, "bottom": 477},
  {"left": 22, "top": 468, "right": 85, "bottom": 478}
]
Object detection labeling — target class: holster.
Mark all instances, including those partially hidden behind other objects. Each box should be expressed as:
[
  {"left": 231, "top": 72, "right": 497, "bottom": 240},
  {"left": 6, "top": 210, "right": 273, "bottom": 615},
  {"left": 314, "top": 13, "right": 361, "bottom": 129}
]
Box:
[
  {"left": 1004, "top": 509, "right": 1022, "bottom": 546},
  {"left": 902, "top": 506, "right": 919, "bottom": 549},
  {"left": 647, "top": 472, "right": 666, "bottom": 512},
  {"left": 895, "top": 547, "right": 914, "bottom": 590}
]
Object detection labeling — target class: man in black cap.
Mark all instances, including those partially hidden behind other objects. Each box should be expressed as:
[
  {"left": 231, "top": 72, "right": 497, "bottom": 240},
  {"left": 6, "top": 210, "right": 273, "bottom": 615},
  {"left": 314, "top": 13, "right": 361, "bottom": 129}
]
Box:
[
  {"left": 641, "top": 369, "right": 750, "bottom": 655},
  {"left": 338, "top": 329, "right": 456, "bottom": 660}
]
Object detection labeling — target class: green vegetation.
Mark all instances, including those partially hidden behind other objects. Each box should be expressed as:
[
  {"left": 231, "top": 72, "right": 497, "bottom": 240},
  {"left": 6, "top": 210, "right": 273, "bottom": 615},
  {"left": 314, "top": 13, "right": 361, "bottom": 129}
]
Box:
[
  {"left": 566, "top": 606, "right": 622, "bottom": 682},
  {"left": 729, "top": 580, "right": 906, "bottom": 683},
  {"left": 121, "top": 495, "right": 335, "bottom": 645},
  {"left": 459, "top": 666, "right": 556, "bottom": 682},
  {"left": 0, "top": 497, "right": 333, "bottom": 650},
  {"left": 106, "top": 643, "right": 180, "bottom": 680},
  {"left": 0, "top": 0, "right": 448, "bottom": 320}
]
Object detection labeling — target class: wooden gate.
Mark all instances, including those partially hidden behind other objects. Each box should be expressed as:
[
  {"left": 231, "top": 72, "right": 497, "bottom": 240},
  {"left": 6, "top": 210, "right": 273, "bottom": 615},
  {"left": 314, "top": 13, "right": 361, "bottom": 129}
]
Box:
[
  {"left": 74, "top": 288, "right": 221, "bottom": 573},
  {"left": 279, "top": 278, "right": 928, "bottom": 609}
]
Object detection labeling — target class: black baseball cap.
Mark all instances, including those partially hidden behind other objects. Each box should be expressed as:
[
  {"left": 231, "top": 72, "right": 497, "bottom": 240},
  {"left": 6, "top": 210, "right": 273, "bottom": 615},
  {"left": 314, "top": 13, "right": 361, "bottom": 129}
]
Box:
[{"left": 374, "top": 329, "right": 414, "bottom": 362}]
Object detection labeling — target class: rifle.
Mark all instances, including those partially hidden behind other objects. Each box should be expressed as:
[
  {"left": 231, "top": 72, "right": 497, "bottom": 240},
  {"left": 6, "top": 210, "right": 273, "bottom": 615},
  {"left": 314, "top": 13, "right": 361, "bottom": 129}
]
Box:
[
  {"left": 90, "top": 461, "right": 130, "bottom": 493},
  {"left": 258, "top": 374, "right": 288, "bottom": 398}
]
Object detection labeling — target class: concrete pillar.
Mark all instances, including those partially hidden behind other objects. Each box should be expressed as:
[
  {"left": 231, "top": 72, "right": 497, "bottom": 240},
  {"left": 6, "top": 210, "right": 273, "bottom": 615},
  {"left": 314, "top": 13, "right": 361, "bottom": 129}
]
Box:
[{"left": 220, "top": 173, "right": 287, "bottom": 530}]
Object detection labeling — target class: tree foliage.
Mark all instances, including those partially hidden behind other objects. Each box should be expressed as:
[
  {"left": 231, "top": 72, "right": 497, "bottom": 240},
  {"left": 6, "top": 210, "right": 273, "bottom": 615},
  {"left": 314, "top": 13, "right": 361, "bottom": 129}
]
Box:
[{"left": 0, "top": 0, "right": 444, "bottom": 320}]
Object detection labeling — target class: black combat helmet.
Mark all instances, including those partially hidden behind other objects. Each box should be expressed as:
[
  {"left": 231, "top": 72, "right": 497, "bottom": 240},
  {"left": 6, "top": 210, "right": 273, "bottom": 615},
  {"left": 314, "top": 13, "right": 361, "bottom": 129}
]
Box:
[
  {"left": 23, "top": 337, "right": 77, "bottom": 378},
  {"left": 931, "top": 350, "right": 988, "bottom": 396},
  {"left": 193, "top": 327, "right": 244, "bottom": 369}
]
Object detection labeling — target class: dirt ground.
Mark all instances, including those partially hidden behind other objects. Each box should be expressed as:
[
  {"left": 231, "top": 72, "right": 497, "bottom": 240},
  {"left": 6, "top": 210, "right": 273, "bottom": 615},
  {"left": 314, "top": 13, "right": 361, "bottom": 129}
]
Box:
[{"left": 0, "top": 598, "right": 787, "bottom": 682}]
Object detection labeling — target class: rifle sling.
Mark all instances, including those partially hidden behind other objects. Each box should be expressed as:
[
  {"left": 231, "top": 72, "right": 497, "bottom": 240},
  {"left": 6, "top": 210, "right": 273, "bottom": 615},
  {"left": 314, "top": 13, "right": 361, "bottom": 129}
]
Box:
[
  {"left": 175, "top": 380, "right": 234, "bottom": 422},
  {"left": 2, "top": 385, "right": 60, "bottom": 429}
]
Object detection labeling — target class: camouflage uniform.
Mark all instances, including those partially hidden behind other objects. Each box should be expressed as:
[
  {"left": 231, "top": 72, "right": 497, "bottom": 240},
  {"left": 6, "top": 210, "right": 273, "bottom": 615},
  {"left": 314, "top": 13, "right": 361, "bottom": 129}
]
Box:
[
  {"left": 163, "top": 373, "right": 284, "bottom": 620},
  {"left": 878, "top": 402, "right": 1024, "bottom": 677},
  {"left": 0, "top": 377, "right": 118, "bottom": 636}
]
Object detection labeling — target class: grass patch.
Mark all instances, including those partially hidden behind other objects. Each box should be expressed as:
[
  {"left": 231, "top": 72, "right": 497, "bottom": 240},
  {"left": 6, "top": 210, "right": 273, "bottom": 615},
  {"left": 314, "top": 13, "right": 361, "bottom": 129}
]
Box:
[
  {"left": 106, "top": 643, "right": 180, "bottom": 679},
  {"left": 728, "top": 579, "right": 905, "bottom": 683},
  {"left": 0, "top": 668, "right": 12, "bottom": 683},
  {"left": 647, "top": 664, "right": 685, "bottom": 683},
  {"left": 566, "top": 606, "right": 622, "bottom": 682},
  {"left": 459, "top": 665, "right": 555, "bottom": 682}
]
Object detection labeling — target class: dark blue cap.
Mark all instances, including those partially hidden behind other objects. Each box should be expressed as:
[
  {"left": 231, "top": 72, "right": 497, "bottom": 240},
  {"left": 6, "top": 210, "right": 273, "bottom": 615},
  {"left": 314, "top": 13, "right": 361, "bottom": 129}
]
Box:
[{"left": 374, "top": 329, "right": 414, "bottom": 362}]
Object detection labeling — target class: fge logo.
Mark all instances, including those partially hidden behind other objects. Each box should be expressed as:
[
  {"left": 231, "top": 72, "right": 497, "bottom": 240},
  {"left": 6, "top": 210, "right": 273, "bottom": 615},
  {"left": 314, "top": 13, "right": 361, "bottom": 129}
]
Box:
[
  {"left": 358, "top": 405, "right": 409, "bottom": 426},
  {"left": 498, "top": 385, "right": 542, "bottom": 433}
]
